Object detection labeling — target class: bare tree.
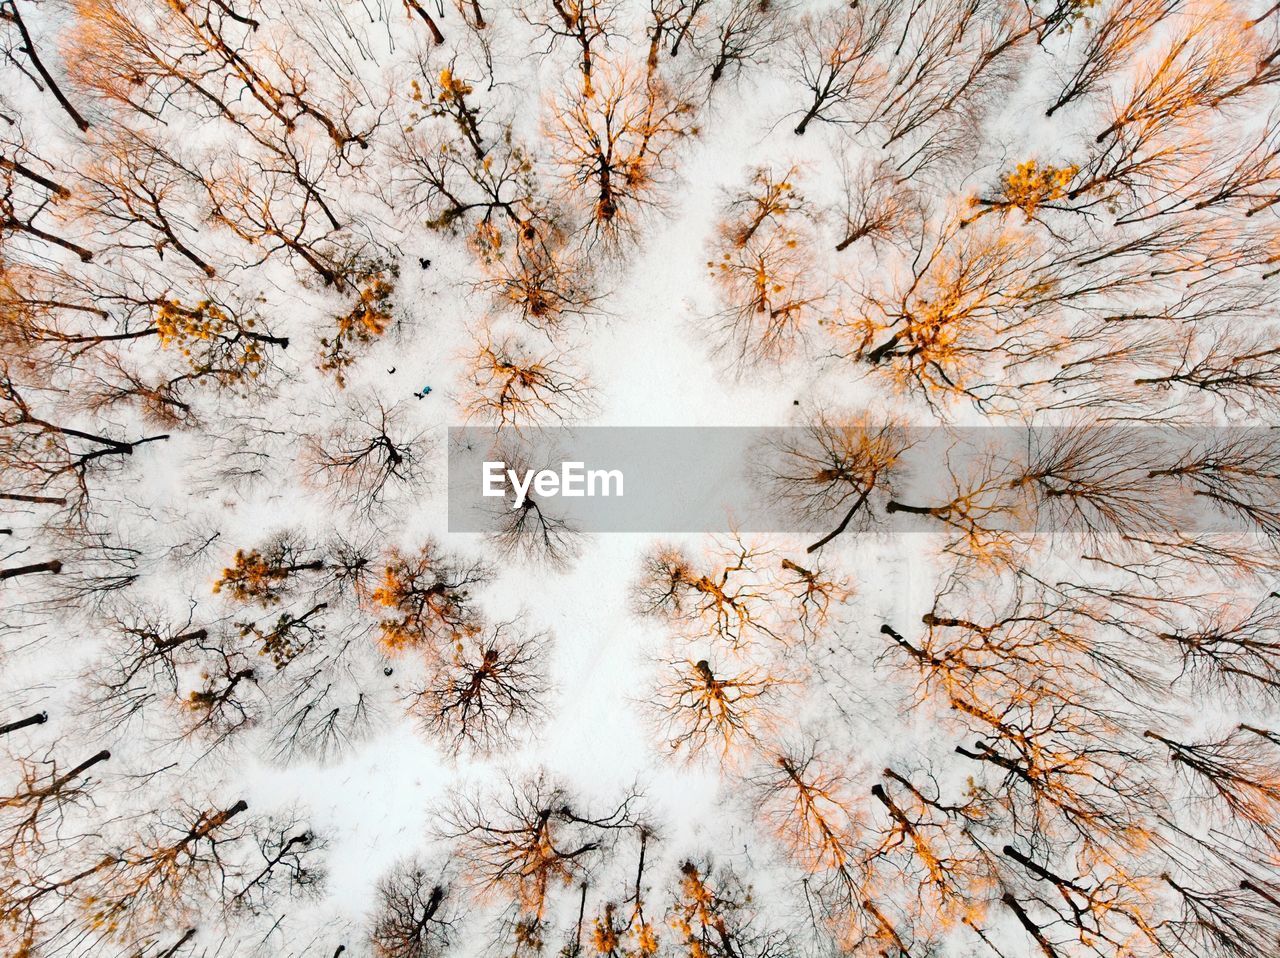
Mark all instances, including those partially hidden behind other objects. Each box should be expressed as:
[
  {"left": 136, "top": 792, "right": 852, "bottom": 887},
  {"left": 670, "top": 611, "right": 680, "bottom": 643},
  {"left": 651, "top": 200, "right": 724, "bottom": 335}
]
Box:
[
  {"left": 1, "top": 137, "right": 92, "bottom": 262},
  {"left": 407, "top": 619, "right": 551, "bottom": 755},
  {"left": 1146, "top": 725, "right": 1280, "bottom": 851},
  {"left": 1157, "top": 590, "right": 1280, "bottom": 698},
  {"left": 265, "top": 626, "right": 385, "bottom": 765},
  {"left": 848, "top": 215, "right": 1057, "bottom": 409},
  {"left": 666, "top": 859, "right": 789, "bottom": 958},
  {"left": 1160, "top": 869, "right": 1280, "bottom": 958},
  {"left": 317, "top": 261, "right": 398, "bottom": 387},
  {"left": 760, "top": 415, "right": 909, "bottom": 552},
  {"left": 484, "top": 472, "right": 586, "bottom": 570},
  {"left": 1094, "top": 6, "right": 1254, "bottom": 144},
  {"left": 862, "top": 766, "right": 1000, "bottom": 945},
  {"left": 302, "top": 396, "right": 431, "bottom": 516},
  {"left": 1, "top": 0, "right": 91, "bottom": 130},
  {"left": 463, "top": 327, "right": 593, "bottom": 428},
  {"left": 545, "top": 59, "right": 696, "bottom": 243},
  {"left": 634, "top": 535, "right": 845, "bottom": 648},
  {"left": 1044, "top": 0, "right": 1178, "bottom": 118},
  {"left": 0, "top": 362, "right": 169, "bottom": 511},
  {"left": 68, "top": 0, "right": 375, "bottom": 151},
  {"left": 786, "top": 4, "right": 890, "bottom": 135},
  {"left": 747, "top": 743, "right": 862, "bottom": 874},
  {"left": 76, "top": 130, "right": 219, "bottom": 277},
  {"left": 440, "top": 773, "right": 642, "bottom": 946},
  {"left": 475, "top": 219, "right": 602, "bottom": 331},
  {"left": 833, "top": 157, "right": 922, "bottom": 252},
  {"left": 363, "top": 542, "right": 492, "bottom": 653},
  {"left": 1148, "top": 430, "right": 1280, "bottom": 540},
  {"left": 81, "top": 799, "right": 320, "bottom": 935},
  {"left": 369, "top": 861, "right": 455, "bottom": 958},
  {"left": 700, "top": 0, "right": 786, "bottom": 90},
  {"left": 651, "top": 657, "right": 784, "bottom": 764},
  {"left": 521, "top": 0, "right": 619, "bottom": 96},
  {"left": 707, "top": 166, "right": 828, "bottom": 367},
  {"left": 0, "top": 747, "right": 111, "bottom": 862}
]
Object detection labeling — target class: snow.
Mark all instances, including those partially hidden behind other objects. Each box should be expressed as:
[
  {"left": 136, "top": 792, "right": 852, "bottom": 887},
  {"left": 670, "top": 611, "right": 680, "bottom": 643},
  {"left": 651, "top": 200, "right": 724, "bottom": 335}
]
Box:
[{"left": 5, "top": 0, "right": 1280, "bottom": 956}]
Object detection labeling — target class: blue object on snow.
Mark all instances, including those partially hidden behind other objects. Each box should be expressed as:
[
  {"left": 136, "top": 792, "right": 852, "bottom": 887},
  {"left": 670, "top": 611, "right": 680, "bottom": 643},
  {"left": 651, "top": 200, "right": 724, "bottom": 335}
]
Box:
[{"left": 416, "top": 385, "right": 433, "bottom": 398}]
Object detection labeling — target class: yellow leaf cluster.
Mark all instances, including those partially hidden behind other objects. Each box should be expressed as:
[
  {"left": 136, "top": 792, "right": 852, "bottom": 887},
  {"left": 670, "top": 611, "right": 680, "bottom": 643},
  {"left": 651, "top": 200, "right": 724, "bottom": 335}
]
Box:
[
  {"left": 154, "top": 298, "right": 265, "bottom": 379},
  {"left": 319, "top": 265, "right": 397, "bottom": 386},
  {"left": 213, "top": 549, "right": 283, "bottom": 603},
  {"left": 998, "top": 160, "right": 1078, "bottom": 220}
]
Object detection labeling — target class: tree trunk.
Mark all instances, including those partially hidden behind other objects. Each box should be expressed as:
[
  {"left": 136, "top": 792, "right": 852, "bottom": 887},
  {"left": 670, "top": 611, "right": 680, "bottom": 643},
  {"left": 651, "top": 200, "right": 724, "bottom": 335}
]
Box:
[
  {"left": 158, "top": 928, "right": 198, "bottom": 958},
  {"left": 1001, "top": 894, "right": 1061, "bottom": 958},
  {"left": 52, "top": 749, "right": 111, "bottom": 789},
  {"left": 0, "top": 156, "right": 71, "bottom": 197},
  {"left": 4, "top": 1, "right": 91, "bottom": 131},
  {"left": 835, "top": 228, "right": 867, "bottom": 252},
  {"left": 794, "top": 101, "right": 822, "bottom": 136},
  {"left": 3, "top": 216, "right": 94, "bottom": 261},
  {"left": 0, "top": 559, "right": 63, "bottom": 580},
  {"left": 1, "top": 493, "right": 67, "bottom": 504},
  {"left": 884, "top": 500, "right": 936, "bottom": 515},
  {"left": 404, "top": 0, "right": 445, "bottom": 43},
  {"left": 0, "top": 710, "right": 49, "bottom": 736}
]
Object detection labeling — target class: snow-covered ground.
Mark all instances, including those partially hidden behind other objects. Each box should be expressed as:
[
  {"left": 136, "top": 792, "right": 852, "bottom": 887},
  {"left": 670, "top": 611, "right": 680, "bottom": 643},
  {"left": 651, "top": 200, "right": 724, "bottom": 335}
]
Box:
[{"left": 5, "top": 1, "right": 1280, "bottom": 957}]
